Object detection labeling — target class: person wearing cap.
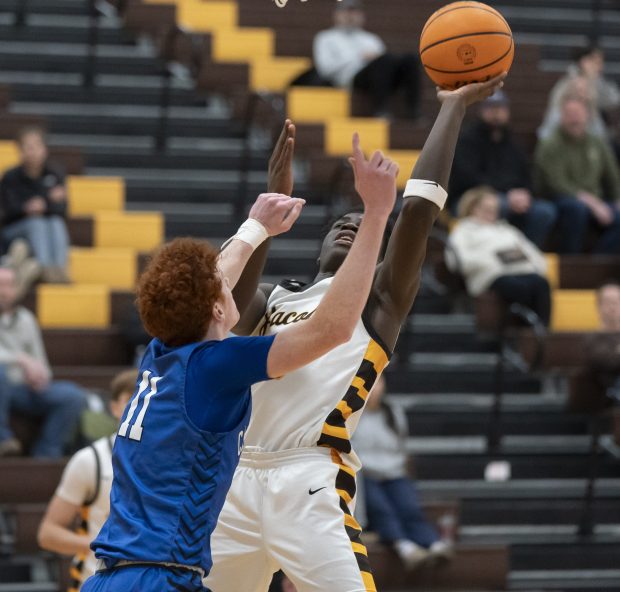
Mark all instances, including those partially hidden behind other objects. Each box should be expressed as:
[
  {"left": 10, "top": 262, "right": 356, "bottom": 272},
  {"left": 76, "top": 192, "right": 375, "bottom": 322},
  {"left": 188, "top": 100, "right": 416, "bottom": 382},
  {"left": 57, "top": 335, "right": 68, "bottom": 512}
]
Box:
[
  {"left": 313, "top": 0, "right": 421, "bottom": 118},
  {"left": 450, "top": 90, "right": 557, "bottom": 248}
]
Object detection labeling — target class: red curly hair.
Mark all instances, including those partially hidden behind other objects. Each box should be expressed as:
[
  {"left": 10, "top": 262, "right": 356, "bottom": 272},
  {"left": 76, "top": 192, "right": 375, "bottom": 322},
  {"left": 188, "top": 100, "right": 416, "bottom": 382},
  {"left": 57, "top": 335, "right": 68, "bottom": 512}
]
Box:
[{"left": 136, "top": 238, "right": 222, "bottom": 347}]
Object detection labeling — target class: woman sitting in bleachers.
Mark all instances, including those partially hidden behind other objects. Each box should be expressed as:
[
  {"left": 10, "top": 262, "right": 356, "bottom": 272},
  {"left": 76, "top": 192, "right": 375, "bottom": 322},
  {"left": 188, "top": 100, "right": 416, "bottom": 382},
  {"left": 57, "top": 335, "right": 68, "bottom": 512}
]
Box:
[{"left": 446, "top": 186, "right": 552, "bottom": 326}]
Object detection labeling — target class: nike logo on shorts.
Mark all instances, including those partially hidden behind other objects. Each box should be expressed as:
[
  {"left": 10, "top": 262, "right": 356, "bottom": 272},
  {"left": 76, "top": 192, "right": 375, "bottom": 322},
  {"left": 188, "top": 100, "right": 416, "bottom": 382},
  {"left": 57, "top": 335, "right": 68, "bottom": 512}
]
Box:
[{"left": 308, "top": 487, "right": 327, "bottom": 495}]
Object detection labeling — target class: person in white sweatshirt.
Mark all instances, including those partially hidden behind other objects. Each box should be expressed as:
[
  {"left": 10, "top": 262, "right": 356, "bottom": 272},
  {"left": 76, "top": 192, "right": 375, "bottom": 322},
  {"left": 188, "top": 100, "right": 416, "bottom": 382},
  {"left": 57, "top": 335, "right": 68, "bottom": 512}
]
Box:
[{"left": 446, "top": 186, "right": 552, "bottom": 326}]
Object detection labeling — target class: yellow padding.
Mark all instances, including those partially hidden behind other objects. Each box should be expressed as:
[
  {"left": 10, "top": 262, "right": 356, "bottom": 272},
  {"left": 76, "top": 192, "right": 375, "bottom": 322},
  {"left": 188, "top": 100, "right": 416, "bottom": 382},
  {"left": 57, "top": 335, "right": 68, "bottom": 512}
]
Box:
[
  {"left": 0, "top": 141, "right": 19, "bottom": 172},
  {"left": 551, "top": 290, "right": 598, "bottom": 332},
  {"left": 94, "top": 212, "right": 164, "bottom": 251},
  {"left": 69, "top": 248, "right": 137, "bottom": 290},
  {"left": 250, "top": 57, "right": 311, "bottom": 93},
  {"left": 178, "top": 1, "right": 237, "bottom": 32},
  {"left": 38, "top": 285, "right": 110, "bottom": 328},
  {"left": 287, "top": 88, "right": 350, "bottom": 123},
  {"left": 384, "top": 150, "right": 421, "bottom": 190},
  {"left": 545, "top": 253, "right": 559, "bottom": 289},
  {"left": 67, "top": 176, "right": 125, "bottom": 216},
  {"left": 212, "top": 28, "right": 274, "bottom": 62},
  {"left": 325, "top": 118, "right": 389, "bottom": 156}
]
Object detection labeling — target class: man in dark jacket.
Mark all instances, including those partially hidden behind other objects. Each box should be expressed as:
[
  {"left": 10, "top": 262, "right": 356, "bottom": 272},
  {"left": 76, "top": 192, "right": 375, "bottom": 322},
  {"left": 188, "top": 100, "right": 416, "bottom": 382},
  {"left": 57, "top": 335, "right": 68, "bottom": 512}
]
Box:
[
  {"left": 1, "top": 127, "right": 70, "bottom": 283},
  {"left": 450, "top": 91, "right": 557, "bottom": 247}
]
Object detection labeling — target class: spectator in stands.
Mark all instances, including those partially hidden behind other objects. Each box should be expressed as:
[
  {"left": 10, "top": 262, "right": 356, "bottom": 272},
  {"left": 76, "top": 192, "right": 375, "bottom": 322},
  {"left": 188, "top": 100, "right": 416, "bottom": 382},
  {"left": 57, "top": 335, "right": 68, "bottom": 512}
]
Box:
[
  {"left": 540, "top": 46, "right": 620, "bottom": 142},
  {"left": 0, "top": 238, "right": 41, "bottom": 301},
  {"left": 0, "top": 266, "right": 85, "bottom": 457},
  {"left": 539, "top": 75, "right": 609, "bottom": 141},
  {"left": 0, "top": 126, "right": 71, "bottom": 284},
  {"left": 313, "top": 0, "right": 420, "bottom": 118},
  {"left": 352, "top": 375, "right": 453, "bottom": 571},
  {"left": 584, "top": 282, "right": 620, "bottom": 403},
  {"left": 446, "top": 187, "right": 551, "bottom": 326},
  {"left": 38, "top": 369, "right": 137, "bottom": 591},
  {"left": 534, "top": 96, "right": 620, "bottom": 254},
  {"left": 450, "top": 90, "right": 556, "bottom": 248}
]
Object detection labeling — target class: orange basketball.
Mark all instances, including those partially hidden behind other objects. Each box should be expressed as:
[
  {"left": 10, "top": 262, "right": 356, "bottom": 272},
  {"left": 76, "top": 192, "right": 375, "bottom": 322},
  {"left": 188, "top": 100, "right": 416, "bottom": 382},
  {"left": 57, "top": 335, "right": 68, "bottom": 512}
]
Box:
[{"left": 419, "top": 1, "right": 514, "bottom": 90}]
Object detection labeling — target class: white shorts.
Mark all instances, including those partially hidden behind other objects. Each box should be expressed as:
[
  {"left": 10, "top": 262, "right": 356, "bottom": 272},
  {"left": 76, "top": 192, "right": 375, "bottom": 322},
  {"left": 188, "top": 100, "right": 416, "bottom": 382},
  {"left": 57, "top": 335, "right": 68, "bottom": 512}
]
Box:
[{"left": 205, "top": 446, "right": 376, "bottom": 592}]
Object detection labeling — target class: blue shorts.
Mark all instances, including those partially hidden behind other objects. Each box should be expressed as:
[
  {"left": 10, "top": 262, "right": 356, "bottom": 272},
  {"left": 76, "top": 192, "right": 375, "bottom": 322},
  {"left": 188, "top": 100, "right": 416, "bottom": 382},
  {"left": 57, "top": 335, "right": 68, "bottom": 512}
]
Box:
[{"left": 81, "top": 564, "right": 208, "bottom": 592}]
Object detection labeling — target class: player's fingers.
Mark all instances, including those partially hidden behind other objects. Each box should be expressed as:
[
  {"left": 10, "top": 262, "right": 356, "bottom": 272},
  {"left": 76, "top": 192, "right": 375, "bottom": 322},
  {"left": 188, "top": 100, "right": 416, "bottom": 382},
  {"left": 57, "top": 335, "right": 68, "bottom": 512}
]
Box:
[
  {"left": 387, "top": 161, "right": 400, "bottom": 178},
  {"left": 281, "top": 200, "right": 305, "bottom": 227},
  {"left": 351, "top": 132, "right": 365, "bottom": 162},
  {"left": 380, "top": 157, "right": 393, "bottom": 172},
  {"left": 287, "top": 122, "right": 296, "bottom": 141},
  {"left": 348, "top": 156, "right": 360, "bottom": 182},
  {"left": 370, "top": 150, "right": 385, "bottom": 168}
]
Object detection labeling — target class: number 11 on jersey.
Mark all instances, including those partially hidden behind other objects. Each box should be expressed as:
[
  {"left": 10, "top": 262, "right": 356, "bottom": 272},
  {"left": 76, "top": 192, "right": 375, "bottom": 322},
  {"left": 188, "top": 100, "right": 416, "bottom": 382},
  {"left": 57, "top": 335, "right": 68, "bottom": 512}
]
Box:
[{"left": 119, "top": 370, "right": 162, "bottom": 442}]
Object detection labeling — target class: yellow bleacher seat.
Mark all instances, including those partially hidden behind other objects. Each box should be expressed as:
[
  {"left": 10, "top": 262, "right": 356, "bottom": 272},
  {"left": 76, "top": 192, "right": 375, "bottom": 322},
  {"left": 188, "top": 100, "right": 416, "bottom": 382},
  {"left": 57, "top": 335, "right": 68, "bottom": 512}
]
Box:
[
  {"left": 384, "top": 150, "right": 420, "bottom": 190},
  {"left": 545, "top": 253, "right": 560, "bottom": 290},
  {"left": 67, "top": 176, "right": 125, "bottom": 216},
  {"left": 177, "top": 0, "right": 238, "bottom": 32},
  {"left": 0, "top": 141, "right": 19, "bottom": 172},
  {"left": 287, "top": 88, "right": 350, "bottom": 123},
  {"left": 94, "top": 212, "right": 164, "bottom": 251},
  {"left": 551, "top": 290, "right": 598, "bottom": 332},
  {"left": 38, "top": 284, "right": 110, "bottom": 329},
  {"left": 250, "top": 57, "right": 311, "bottom": 93},
  {"left": 325, "top": 118, "right": 389, "bottom": 156},
  {"left": 212, "top": 28, "right": 274, "bottom": 62},
  {"left": 69, "top": 248, "right": 137, "bottom": 290}
]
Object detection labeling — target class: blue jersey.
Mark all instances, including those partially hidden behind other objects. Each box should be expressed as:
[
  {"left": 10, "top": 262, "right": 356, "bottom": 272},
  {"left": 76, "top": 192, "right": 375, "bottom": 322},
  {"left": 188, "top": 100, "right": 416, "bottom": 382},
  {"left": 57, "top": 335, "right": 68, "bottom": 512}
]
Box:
[{"left": 92, "top": 335, "right": 274, "bottom": 577}]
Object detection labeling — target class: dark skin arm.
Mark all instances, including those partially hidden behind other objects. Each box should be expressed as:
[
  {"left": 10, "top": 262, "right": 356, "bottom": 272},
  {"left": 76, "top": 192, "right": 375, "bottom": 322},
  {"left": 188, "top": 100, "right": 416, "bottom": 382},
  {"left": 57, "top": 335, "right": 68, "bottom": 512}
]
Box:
[
  {"left": 369, "top": 74, "right": 507, "bottom": 350},
  {"left": 232, "top": 120, "right": 295, "bottom": 335}
]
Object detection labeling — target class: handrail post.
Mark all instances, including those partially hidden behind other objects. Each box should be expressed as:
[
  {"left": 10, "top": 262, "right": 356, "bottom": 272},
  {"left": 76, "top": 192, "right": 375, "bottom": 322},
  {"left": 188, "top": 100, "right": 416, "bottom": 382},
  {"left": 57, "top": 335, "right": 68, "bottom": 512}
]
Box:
[
  {"left": 236, "top": 92, "right": 260, "bottom": 221},
  {"left": 155, "top": 65, "right": 172, "bottom": 152},
  {"left": 14, "top": 0, "right": 27, "bottom": 27},
  {"left": 83, "top": 0, "right": 100, "bottom": 88},
  {"left": 487, "top": 316, "right": 506, "bottom": 454},
  {"left": 578, "top": 411, "right": 603, "bottom": 537},
  {"left": 591, "top": 0, "right": 603, "bottom": 45}
]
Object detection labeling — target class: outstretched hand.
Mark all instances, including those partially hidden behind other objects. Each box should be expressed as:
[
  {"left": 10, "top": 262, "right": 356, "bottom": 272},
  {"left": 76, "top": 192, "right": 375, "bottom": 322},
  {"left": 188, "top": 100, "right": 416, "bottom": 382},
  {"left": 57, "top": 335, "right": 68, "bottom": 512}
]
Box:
[
  {"left": 268, "top": 120, "right": 296, "bottom": 196},
  {"left": 248, "top": 193, "right": 305, "bottom": 237},
  {"left": 349, "top": 133, "right": 398, "bottom": 216},
  {"left": 437, "top": 72, "right": 507, "bottom": 107}
]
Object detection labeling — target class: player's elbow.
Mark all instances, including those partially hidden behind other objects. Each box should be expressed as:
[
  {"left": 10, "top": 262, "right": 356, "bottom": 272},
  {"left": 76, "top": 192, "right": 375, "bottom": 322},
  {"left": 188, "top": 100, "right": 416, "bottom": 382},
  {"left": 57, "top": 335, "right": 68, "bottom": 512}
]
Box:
[
  {"left": 325, "top": 323, "right": 354, "bottom": 349},
  {"left": 37, "top": 522, "right": 51, "bottom": 551}
]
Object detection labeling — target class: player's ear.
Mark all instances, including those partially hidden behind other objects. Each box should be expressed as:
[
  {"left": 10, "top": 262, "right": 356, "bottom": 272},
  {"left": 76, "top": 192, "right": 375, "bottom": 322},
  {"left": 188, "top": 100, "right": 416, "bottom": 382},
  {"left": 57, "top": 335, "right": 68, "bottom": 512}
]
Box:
[{"left": 213, "top": 301, "right": 225, "bottom": 322}]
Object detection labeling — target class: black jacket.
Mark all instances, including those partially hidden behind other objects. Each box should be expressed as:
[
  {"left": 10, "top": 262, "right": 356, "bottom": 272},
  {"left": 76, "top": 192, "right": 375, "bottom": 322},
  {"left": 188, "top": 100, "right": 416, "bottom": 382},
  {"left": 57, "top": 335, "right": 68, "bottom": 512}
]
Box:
[
  {"left": 449, "top": 119, "right": 533, "bottom": 204},
  {"left": 0, "top": 164, "right": 66, "bottom": 226}
]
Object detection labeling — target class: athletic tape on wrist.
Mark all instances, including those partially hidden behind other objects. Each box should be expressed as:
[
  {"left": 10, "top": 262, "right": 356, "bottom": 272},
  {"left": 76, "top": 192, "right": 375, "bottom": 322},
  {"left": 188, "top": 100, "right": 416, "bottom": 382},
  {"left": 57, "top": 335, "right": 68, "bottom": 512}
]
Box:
[
  {"left": 221, "top": 218, "right": 269, "bottom": 251},
  {"left": 403, "top": 179, "right": 448, "bottom": 211}
]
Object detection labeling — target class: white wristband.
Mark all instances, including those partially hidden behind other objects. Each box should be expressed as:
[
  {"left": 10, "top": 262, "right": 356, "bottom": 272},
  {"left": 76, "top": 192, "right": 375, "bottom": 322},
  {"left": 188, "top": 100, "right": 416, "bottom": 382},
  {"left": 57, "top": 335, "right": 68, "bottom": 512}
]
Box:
[
  {"left": 221, "top": 218, "right": 269, "bottom": 251},
  {"left": 403, "top": 179, "right": 448, "bottom": 211}
]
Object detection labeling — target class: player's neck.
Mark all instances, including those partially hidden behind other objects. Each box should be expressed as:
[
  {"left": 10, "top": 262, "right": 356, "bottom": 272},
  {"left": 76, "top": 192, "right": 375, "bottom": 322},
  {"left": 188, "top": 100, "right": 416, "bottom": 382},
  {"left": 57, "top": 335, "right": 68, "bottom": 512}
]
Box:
[{"left": 204, "top": 323, "right": 229, "bottom": 341}]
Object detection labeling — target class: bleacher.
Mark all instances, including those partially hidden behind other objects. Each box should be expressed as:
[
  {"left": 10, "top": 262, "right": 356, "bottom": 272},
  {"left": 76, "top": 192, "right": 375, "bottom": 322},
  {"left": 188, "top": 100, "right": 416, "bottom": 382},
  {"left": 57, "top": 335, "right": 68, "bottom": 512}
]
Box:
[{"left": 0, "top": 0, "right": 619, "bottom": 591}]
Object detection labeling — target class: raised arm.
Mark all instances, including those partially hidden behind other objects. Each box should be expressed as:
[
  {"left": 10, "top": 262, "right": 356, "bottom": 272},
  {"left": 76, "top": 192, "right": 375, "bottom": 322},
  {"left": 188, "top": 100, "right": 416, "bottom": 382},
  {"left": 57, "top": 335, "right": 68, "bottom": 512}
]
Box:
[
  {"left": 232, "top": 121, "right": 296, "bottom": 335},
  {"left": 218, "top": 192, "right": 304, "bottom": 289},
  {"left": 267, "top": 135, "right": 398, "bottom": 378},
  {"left": 370, "top": 74, "right": 507, "bottom": 349}
]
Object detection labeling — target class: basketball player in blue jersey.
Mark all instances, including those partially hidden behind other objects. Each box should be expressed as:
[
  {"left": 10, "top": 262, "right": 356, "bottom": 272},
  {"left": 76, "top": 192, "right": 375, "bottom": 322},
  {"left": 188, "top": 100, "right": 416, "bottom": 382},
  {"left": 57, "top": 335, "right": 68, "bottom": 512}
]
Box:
[
  {"left": 80, "top": 135, "right": 399, "bottom": 592},
  {"left": 206, "top": 74, "right": 508, "bottom": 592}
]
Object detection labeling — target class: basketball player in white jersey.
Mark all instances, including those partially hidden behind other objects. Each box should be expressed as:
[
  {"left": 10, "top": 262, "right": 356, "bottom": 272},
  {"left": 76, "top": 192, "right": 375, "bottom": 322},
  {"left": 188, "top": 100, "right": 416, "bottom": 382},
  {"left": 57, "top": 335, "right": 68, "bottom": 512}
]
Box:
[
  {"left": 206, "top": 75, "right": 507, "bottom": 592},
  {"left": 38, "top": 370, "right": 137, "bottom": 591}
]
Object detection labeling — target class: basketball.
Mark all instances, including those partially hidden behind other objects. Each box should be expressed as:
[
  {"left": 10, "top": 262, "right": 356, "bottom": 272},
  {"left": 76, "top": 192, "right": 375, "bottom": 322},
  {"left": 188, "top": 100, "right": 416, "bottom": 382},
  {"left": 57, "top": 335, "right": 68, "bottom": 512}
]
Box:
[{"left": 419, "top": 1, "right": 514, "bottom": 90}]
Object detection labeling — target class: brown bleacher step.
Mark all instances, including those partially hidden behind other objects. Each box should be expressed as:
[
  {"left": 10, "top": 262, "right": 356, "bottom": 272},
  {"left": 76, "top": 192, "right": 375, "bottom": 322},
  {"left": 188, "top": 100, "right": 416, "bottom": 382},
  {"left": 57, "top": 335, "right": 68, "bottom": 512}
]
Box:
[
  {"left": 0, "top": 459, "right": 66, "bottom": 504},
  {"left": 43, "top": 328, "right": 132, "bottom": 367},
  {"left": 53, "top": 366, "right": 130, "bottom": 391},
  {"left": 368, "top": 542, "right": 509, "bottom": 591}
]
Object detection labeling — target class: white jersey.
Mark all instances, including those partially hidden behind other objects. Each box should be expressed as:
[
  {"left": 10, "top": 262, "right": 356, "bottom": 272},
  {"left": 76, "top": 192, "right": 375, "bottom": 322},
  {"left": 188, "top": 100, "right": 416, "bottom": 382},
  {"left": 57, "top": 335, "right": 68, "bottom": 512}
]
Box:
[
  {"left": 55, "top": 435, "right": 114, "bottom": 590},
  {"left": 246, "top": 277, "right": 391, "bottom": 464}
]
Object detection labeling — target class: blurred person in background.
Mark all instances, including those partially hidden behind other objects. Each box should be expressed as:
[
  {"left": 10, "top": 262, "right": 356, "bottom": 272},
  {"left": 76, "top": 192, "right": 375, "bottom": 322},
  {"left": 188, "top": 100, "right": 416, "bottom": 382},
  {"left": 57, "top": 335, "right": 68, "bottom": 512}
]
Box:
[
  {"left": 0, "top": 126, "right": 71, "bottom": 283},
  {"left": 539, "top": 75, "right": 610, "bottom": 141},
  {"left": 446, "top": 187, "right": 551, "bottom": 326},
  {"left": 38, "top": 369, "right": 137, "bottom": 592},
  {"left": 541, "top": 46, "right": 620, "bottom": 142},
  {"left": 313, "top": 0, "right": 421, "bottom": 118},
  {"left": 0, "top": 265, "right": 86, "bottom": 457},
  {"left": 535, "top": 96, "right": 620, "bottom": 254},
  {"left": 451, "top": 90, "right": 556, "bottom": 247},
  {"left": 352, "top": 375, "right": 453, "bottom": 571},
  {"left": 585, "top": 282, "right": 620, "bottom": 405}
]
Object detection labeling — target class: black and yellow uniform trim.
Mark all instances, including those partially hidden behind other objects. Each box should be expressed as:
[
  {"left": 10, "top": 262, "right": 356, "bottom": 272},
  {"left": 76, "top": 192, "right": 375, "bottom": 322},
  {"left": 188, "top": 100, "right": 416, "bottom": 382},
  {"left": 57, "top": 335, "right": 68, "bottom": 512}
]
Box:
[
  {"left": 67, "top": 506, "right": 90, "bottom": 592},
  {"left": 317, "top": 338, "right": 390, "bottom": 454},
  {"left": 330, "top": 449, "right": 376, "bottom": 591}
]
